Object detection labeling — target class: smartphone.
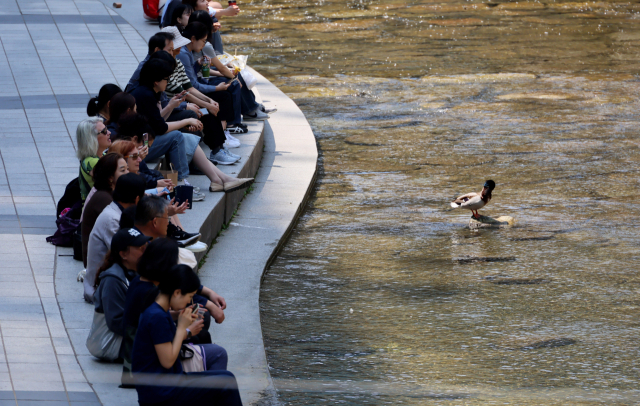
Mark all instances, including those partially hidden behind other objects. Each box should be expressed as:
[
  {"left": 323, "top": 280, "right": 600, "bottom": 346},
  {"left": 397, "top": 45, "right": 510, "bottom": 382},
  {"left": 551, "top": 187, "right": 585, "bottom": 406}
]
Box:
[
  {"left": 226, "top": 77, "right": 237, "bottom": 85},
  {"left": 143, "top": 133, "right": 148, "bottom": 147},
  {"left": 199, "top": 108, "right": 209, "bottom": 116},
  {"left": 191, "top": 304, "right": 199, "bottom": 314}
]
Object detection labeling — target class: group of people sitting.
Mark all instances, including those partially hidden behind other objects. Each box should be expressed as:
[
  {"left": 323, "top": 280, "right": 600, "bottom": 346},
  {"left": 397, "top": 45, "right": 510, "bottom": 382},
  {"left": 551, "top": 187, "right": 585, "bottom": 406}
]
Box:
[{"left": 71, "top": 3, "right": 276, "bottom": 403}]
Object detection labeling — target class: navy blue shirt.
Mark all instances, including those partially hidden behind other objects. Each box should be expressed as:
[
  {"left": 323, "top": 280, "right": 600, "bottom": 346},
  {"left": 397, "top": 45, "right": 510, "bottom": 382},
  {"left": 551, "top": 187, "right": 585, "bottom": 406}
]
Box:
[
  {"left": 130, "top": 85, "right": 169, "bottom": 136},
  {"left": 133, "top": 302, "right": 182, "bottom": 402}
]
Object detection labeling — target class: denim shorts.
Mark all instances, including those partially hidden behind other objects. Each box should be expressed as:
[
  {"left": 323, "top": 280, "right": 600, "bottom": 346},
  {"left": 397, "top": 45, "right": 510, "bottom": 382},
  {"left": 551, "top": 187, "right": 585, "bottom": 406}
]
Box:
[{"left": 183, "top": 132, "right": 200, "bottom": 163}]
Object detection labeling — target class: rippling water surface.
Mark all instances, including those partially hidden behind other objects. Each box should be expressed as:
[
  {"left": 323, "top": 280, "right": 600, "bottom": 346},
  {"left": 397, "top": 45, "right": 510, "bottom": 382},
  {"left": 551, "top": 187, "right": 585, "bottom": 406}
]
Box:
[{"left": 229, "top": 0, "right": 640, "bottom": 404}]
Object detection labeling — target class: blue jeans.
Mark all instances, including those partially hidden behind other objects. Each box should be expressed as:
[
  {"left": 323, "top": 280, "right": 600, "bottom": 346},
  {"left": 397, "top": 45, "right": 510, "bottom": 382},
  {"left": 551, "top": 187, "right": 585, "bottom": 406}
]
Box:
[
  {"left": 199, "top": 344, "right": 228, "bottom": 371},
  {"left": 207, "top": 76, "right": 242, "bottom": 125},
  {"left": 145, "top": 130, "right": 189, "bottom": 181}
]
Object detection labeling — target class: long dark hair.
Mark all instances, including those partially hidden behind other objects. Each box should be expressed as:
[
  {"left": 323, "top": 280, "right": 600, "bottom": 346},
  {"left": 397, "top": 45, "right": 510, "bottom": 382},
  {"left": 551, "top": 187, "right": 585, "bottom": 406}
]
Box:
[
  {"left": 137, "top": 238, "right": 179, "bottom": 283},
  {"left": 92, "top": 152, "right": 124, "bottom": 192},
  {"left": 95, "top": 249, "right": 123, "bottom": 287},
  {"left": 107, "top": 92, "right": 136, "bottom": 125},
  {"left": 188, "top": 11, "right": 213, "bottom": 43},
  {"left": 87, "top": 84, "right": 122, "bottom": 117}
]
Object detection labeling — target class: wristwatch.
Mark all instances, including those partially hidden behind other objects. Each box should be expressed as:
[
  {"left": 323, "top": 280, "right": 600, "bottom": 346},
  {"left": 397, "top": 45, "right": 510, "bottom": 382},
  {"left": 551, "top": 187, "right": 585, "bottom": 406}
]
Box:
[{"left": 186, "top": 328, "right": 192, "bottom": 339}]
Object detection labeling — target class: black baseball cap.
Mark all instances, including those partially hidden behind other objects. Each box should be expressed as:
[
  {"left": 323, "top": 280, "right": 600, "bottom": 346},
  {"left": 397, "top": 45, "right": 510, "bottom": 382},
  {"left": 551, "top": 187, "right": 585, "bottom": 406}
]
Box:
[
  {"left": 111, "top": 227, "right": 152, "bottom": 254},
  {"left": 112, "top": 173, "right": 146, "bottom": 204}
]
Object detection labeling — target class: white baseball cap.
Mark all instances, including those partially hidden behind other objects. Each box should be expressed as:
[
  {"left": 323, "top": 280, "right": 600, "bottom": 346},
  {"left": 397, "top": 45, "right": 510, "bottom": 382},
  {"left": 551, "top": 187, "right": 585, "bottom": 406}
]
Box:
[{"left": 160, "top": 26, "right": 191, "bottom": 49}]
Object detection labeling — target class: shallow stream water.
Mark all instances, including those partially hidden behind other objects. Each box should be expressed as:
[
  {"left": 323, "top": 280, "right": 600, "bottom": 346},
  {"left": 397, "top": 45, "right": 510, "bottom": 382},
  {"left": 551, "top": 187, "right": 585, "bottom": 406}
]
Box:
[{"left": 229, "top": 0, "right": 640, "bottom": 404}]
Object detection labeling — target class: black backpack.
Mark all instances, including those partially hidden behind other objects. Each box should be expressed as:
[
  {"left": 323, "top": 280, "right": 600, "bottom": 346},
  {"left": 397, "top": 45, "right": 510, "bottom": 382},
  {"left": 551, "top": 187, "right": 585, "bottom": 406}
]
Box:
[{"left": 57, "top": 177, "right": 82, "bottom": 219}]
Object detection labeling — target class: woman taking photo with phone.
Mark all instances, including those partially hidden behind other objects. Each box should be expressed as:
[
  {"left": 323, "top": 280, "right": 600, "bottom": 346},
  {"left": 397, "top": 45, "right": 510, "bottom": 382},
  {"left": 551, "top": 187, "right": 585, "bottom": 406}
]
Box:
[{"left": 132, "top": 264, "right": 241, "bottom": 405}]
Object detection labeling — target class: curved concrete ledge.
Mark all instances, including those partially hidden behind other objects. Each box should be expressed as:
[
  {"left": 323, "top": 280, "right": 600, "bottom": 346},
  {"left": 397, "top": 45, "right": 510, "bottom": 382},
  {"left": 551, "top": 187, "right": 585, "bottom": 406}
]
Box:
[{"left": 198, "top": 69, "right": 318, "bottom": 404}]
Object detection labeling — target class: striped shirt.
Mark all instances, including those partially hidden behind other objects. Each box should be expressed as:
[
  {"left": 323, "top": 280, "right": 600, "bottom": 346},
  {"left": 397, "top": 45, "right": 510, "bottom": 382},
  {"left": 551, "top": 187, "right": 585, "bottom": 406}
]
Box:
[{"left": 166, "top": 59, "right": 192, "bottom": 97}]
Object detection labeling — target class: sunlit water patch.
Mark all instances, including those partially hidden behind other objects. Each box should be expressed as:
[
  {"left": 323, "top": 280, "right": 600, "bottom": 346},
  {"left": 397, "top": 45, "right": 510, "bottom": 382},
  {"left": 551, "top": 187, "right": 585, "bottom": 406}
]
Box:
[{"left": 225, "top": 0, "right": 640, "bottom": 404}]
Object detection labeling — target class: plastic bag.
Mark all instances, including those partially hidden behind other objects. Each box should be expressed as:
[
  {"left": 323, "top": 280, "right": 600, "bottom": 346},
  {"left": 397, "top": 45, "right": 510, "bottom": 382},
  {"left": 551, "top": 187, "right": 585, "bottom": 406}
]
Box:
[
  {"left": 217, "top": 52, "right": 248, "bottom": 71},
  {"left": 240, "top": 70, "right": 257, "bottom": 89},
  {"left": 86, "top": 311, "right": 123, "bottom": 361}
]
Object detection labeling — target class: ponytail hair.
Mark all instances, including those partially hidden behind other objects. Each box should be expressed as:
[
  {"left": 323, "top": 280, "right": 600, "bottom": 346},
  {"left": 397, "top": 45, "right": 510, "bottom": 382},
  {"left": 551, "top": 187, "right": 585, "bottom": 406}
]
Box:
[
  {"left": 158, "top": 264, "right": 200, "bottom": 296},
  {"left": 87, "top": 83, "right": 123, "bottom": 117}
]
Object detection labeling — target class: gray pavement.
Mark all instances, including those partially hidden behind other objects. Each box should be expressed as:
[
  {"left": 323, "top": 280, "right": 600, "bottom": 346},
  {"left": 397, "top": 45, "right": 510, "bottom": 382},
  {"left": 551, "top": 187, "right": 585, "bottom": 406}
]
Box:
[{"left": 0, "top": 0, "right": 318, "bottom": 404}]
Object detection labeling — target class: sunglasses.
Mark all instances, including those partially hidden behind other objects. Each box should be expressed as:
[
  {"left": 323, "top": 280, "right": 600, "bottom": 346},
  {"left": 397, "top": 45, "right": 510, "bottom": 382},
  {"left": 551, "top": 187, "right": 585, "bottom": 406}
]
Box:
[
  {"left": 123, "top": 153, "right": 141, "bottom": 160},
  {"left": 98, "top": 127, "right": 108, "bottom": 135}
]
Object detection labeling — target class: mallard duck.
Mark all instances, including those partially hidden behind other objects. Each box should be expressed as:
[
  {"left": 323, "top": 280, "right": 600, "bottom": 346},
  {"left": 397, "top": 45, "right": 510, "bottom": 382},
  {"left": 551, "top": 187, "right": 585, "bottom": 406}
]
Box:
[{"left": 450, "top": 180, "right": 496, "bottom": 219}]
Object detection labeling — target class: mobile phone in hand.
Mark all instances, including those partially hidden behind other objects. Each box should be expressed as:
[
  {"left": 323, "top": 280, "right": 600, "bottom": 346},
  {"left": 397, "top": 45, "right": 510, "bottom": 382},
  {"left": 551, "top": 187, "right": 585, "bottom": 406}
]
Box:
[
  {"left": 191, "top": 304, "right": 199, "bottom": 314},
  {"left": 143, "top": 133, "right": 148, "bottom": 147},
  {"left": 226, "top": 77, "right": 237, "bottom": 85},
  {"left": 199, "top": 108, "right": 209, "bottom": 116}
]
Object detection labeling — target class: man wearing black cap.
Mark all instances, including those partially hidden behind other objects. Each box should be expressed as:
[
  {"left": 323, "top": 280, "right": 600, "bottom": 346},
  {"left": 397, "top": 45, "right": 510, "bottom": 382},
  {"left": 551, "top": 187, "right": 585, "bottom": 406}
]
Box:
[{"left": 85, "top": 173, "right": 146, "bottom": 303}]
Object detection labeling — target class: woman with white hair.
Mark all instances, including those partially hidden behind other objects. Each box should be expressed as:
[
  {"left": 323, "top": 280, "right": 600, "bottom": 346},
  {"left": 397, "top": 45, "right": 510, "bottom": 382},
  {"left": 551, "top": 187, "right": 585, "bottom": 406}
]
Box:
[{"left": 77, "top": 117, "right": 112, "bottom": 201}]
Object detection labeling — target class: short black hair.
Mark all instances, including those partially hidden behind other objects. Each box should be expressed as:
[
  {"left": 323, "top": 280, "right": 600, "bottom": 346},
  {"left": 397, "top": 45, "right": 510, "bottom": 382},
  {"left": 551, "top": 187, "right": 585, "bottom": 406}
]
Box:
[
  {"left": 139, "top": 59, "right": 174, "bottom": 89},
  {"left": 188, "top": 11, "right": 213, "bottom": 43},
  {"left": 149, "top": 50, "right": 177, "bottom": 72},
  {"left": 182, "top": 22, "right": 209, "bottom": 42},
  {"left": 134, "top": 195, "right": 169, "bottom": 226},
  {"left": 137, "top": 238, "right": 179, "bottom": 281},
  {"left": 148, "top": 32, "right": 174, "bottom": 55},
  {"left": 158, "top": 264, "right": 201, "bottom": 295},
  {"left": 108, "top": 92, "right": 136, "bottom": 125},
  {"left": 112, "top": 173, "right": 146, "bottom": 204},
  {"left": 116, "top": 113, "right": 155, "bottom": 142}
]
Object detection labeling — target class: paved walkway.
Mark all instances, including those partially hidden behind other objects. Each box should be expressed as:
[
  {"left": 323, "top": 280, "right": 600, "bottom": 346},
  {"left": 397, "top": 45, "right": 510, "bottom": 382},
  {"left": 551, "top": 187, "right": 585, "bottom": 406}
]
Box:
[
  {"left": 0, "top": 0, "right": 149, "bottom": 403},
  {"left": 0, "top": 0, "right": 319, "bottom": 404}
]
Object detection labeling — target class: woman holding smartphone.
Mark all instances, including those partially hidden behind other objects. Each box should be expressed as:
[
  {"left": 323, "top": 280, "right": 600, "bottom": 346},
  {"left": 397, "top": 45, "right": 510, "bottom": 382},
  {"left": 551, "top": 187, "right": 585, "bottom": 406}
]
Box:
[{"left": 132, "top": 264, "right": 242, "bottom": 405}]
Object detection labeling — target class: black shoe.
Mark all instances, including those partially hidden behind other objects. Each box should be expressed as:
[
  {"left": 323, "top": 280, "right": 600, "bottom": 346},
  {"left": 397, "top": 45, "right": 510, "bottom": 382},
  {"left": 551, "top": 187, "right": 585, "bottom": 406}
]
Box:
[
  {"left": 227, "top": 124, "right": 248, "bottom": 134},
  {"left": 167, "top": 223, "right": 201, "bottom": 246}
]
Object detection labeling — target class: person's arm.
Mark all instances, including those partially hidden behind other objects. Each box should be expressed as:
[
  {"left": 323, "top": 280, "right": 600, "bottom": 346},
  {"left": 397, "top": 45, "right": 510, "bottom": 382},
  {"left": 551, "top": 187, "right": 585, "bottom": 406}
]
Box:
[
  {"left": 160, "top": 93, "right": 187, "bottom": 119},
  {"left": 185, "top": 92, "right": 220, "bottom": 116},
  {"left": 209, "top": 4, "right": 239, "bottom": 17},
  {"left": 154, "top": 309, "right": 194, "bottom": 369},
  {"left": 205, "top": 300, "right": 225, "bottom": 323},
  {"left": 176, "top": 52, "right": 227, "bottom": 94},
  {"left": 208, "top": 54, "right": 234, "bottom": 78},
  {"left": 165, "top": 118, "right": 202, "bottom": 133},
  {"left": 199, "top": 285, "right": 226, "bottom": 309},
  {"left": 101, "top": 278, "right": 127, "bottom": 336}
]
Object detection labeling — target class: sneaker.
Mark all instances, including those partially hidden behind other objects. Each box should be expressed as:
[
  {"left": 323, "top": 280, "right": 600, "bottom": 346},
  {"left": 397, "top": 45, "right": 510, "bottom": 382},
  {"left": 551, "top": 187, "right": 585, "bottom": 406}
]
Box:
[
  {"left": 227, "top": 124, "right": 248, "bottom": 134},
  {"left": 224, "top": 138, "right": 241, "bottom": 149},
  {"left": 223, "top": 177, "right": 254, "bottom": 192},
  {"left": 210, "top": 149, "right": 238, "bottom": 165},
  {"left": 209, "top": 182, "right": 224, "bottom": 192},
  {"left": 225, "top": 131, "right": 241, "bottom": 144},
  {"left": 243, "top": 110, "right": 269, "bottom": 121},
  {"left": 168, "top": 223, "right": 201, "bottom": 246},
  {"left": 259, "top": 103, "right": 277, "bottom": 113},
  {"left": 192, "top": 190, "right": 206, "bottom": 201},
  {"left": 185, "top": 241, "right": 208, "bottom": 253},
  {"left": 223, "top": 147, "right": 241, "bottom": 160},
  {"left": 178, "top": 179, "right": 200, "bottom": 194}
]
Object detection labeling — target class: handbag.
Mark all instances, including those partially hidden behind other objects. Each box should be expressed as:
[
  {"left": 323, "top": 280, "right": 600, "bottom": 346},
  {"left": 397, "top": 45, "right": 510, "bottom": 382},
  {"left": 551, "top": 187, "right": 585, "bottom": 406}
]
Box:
[
  {"left": 86, "top": 311, "right": 123, "bottom": 361},
  {"left": 180, "top": 343, "right": 206, "bottom": 372}
]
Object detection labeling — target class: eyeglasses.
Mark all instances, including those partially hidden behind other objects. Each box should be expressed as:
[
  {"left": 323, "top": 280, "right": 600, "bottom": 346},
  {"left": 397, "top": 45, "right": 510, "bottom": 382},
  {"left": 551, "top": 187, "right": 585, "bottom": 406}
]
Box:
[
  {"left": 98, "top": 127, "right": 108, "bottom": 135},
  {"left": 123, "top": 153, "right": 141, "bottom": 160},
  {"left": 163, "top": 77, "right": 170, "bottom": 81}
]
